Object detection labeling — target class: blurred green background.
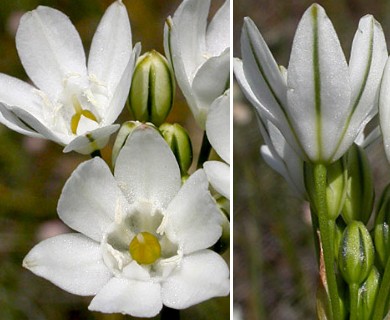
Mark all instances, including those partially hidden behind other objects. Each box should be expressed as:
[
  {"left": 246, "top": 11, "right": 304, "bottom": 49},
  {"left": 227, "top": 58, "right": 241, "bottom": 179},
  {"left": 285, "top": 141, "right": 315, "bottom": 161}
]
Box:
[
  {"left": 0, "top": 0, "right": 229, "bottom": 319},
  {"left": 233, "top": 0, "right": 390, "bottom": 319}
]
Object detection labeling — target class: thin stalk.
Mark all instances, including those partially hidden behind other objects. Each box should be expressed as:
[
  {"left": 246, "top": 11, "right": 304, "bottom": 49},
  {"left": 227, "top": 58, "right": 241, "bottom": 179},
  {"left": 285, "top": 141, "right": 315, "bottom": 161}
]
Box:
[
  {"left": 372, "top": 256, "right": 390, "bottom": 320},
  {"left": 349, "top": 283, "right": 359, "bottom": 320},
  {"left": 310, "top": 208, "right": 320, "bottom": 266},
  {"left": 91, "top": 149, "right": 102, "bottom": 158},
  {"left": 314, "top": 164, "right": 341, "bottom": 320},
  {"left": 161, "top": 306, "right": 180, "bottom": 320},
  {"left": 197, "top": 131, "right": 212, "bottom": 168}
]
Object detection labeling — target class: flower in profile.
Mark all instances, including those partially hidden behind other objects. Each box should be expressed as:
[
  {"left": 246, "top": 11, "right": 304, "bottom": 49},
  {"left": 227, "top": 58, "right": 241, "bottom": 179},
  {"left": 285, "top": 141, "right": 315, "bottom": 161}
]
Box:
[
  {"left": 204, "top": 90, "right": 230, "bottom": 199},
  {"left": 234, "top": 4, "right": 387, "bottom": 164},
  {"left": 23, "top": 125, "right": 229, "bottom": 317},
  {"left": 164, "top": 0, "right": 230, "bottom": 129},
  {"left": 0, "top": 0, "right": 140, "bottom": 154}
]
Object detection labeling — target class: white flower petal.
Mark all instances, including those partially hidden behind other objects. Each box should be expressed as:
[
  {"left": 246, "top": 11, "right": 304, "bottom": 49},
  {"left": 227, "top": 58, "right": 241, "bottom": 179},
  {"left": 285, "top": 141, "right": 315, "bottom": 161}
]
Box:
[
  {"left": 0, "top": 103, "right": 43, "bottom": 138},
  {"left": 241, "top": 17, "right": 288, "bottom": 129},
  {"left": 164, "top": 170, "right": 222, "bottom": 254},
  {"left": 114, "top": 125, "right": 181, "bottom": 209},
  {"left": 0, "top": 74, "right": 44, "bottom": 118},
  {"left": 203, "top": 161, "right": 230, "bottom": 200},
  {"left": 162, "top": 250, "right": 229, "bottom": 309},
  {"left": 104, "top": 43, "right": 141, "bottom": 124},
  {"left": 206, "top": 0, "right": 230, "bottom": 56},
  {"left": 63, "top": 124, "right": 120, "bottom": 154},
  {"left": 206, "top": 91, "right": 230, "bottom": 163},
  {"left": 16, "top": 6, "right": 87, "bottom": 100},
  {"left": 89, "top": 277, "right": 162, "bottom": 317},
  {"left": 170, "top": 0, "right": 208, "bottom": 80},
  {"left": 58, "top": 157, "right": 125, "bottom": 242},
  {"left": 164, "top": 19, "right": 195, "bottom": 111},
  {"left": 23, "top": 233, "right": 111, "bottom": 296},
  {"left": 287, "top": 4, "right": 351, "bottom": 162},
  {"left": 8, "top": 105, "right": 65, "bottom": 144},
  {"left": 380, "top": 58, "right": 390, "bottom": 163},
  {"left": 332, "top": 15, "right": 388, "bottom": 161},
  {"left": 88, "top": 0, "right": 132, "bottom": 96},
  {"left": 192, "top": 48, "right": 230, "bottom": 128}
]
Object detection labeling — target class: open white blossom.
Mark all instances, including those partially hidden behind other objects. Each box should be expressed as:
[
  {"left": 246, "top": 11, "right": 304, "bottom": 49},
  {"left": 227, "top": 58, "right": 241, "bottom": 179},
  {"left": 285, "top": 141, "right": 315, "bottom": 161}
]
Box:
[
  {"left": 164, "top": 0, "right": 230, "bottom": 129},
  {"left": 234, "top": 4, "right": 387, "bottom": 164},
  {"left": 0, "top": 0, "right": 140, "bottom": 154},
  {"left": 23, "top": 125, "right": 229, "bottom": 317},
  {"left": 204, "top": 90, "right": 230, "bottom": 199}
]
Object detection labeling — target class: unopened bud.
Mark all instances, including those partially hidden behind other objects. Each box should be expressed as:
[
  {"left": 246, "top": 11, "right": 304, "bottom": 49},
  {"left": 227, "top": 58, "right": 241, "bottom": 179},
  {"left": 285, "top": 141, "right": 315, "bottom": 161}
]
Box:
[
  {"left": 357, "top": 267, "right": 380, "bottom": 320},
  {"left": 338, "top": 221, "right": 374, "bottom": 285},
  {"left": 374, "top": 184, "right": 390, "bottom": 269},
  {"left": 129, "top": 50, "right": 174, "bottom": 126},
  {"left": 342, "top": 144, "right": 374, "bottom": 224},
  {"left": 159, "top": 123, "right": 193, "bottom": 175},
  {"left": 304, "top": 159, "right": 347, "bottom": 220}
]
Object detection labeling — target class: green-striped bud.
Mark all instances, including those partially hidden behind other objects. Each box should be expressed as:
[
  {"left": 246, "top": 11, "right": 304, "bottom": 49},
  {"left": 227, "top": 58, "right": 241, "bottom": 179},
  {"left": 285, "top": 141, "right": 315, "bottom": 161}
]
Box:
[
  {"left": 212, "top": 208, "right": 230, "bottom": 254},
  {"left": 342, "top": 144, "right": 374, "bottom": 224},
  {"left": 338, "top": 221, "right": 374, "bottom": 285},
  {"left": 374, "top": 184, "right": 390, "bottom": 270},
  {"left": 304, "top": 159, "right": 347, "bottom": 220},
  {"left": 129, "top": 50, "right": 174, "bottom": 126},
  {"left": 112, "top": 121, "right": 149, "bottom": 167},
  {"left": 357, "top": 267, "right": 380, "bottom": 320},
  {"left": 159, "top": 123, "right": 193, "bottom": 175},
  {"left": 333, "top": 219, "right": 345, "bottom": 263}
]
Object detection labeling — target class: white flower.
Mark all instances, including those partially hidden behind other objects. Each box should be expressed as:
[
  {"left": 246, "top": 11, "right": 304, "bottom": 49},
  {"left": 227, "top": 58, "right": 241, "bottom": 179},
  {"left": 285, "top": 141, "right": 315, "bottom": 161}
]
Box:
[
  {"left": 234, "top": 4, "right": 387, "bottom": 164},
  {"left": 204, "top": 90, "right": 230, "bottom": 199},
  {"left": 379, "top": 58, "right": 390, "bottom": 163},
  {"left": 23, "top": 125, "right": 229, "bottom": 317},
  {"left": 164, "top": 0, "right": 230, "bottom": 129},
  {"left": 0, "top": 1, "right": 140, "bottom": 154}
]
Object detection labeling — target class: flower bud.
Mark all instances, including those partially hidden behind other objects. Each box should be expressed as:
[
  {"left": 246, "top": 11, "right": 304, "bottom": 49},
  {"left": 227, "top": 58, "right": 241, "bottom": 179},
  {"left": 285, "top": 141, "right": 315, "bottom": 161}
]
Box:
[
  {"left": 338, "top": 221, "right": 374, "bottom": 285},
  {"left": 374, "top": 184, "right": 390, "bottom": 270},
  {"left": 304, "top": 158, "right": 347, "bottom": 220},
  {"left": 342, "top": 144, "right": 374, "bottom": 224},
  {"left": 357, "top": 267, "right": 380, "bottom": 320},
  {"left": 212, "top": 208, "right": 230, "bottom": 254},
  {"left": 159, "top": 123, "right": 193, "bottom": 175},
  {"left": 333, "top": 219, "right": 345, "bottom": 263},
  {"left": 129, "top": 50, "right": 174, "bottom": 126},
  {"left": 112, "top": 121, "right": 149, "bottom": 167}
]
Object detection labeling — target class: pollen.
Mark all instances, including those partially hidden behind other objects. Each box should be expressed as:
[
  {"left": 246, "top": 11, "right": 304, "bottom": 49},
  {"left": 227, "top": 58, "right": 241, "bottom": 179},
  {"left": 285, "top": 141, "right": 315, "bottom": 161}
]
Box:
[{"left": 129, "top": 232, "right": 161, "bottom": 265}]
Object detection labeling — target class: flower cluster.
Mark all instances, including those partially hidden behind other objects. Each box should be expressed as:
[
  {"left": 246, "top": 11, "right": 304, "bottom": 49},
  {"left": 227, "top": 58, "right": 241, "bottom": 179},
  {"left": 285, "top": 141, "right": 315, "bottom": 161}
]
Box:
[
  {"left": 235, "top": 3, "right": 390, "bottom": 320},
  {"left": 0, "top": 0, "right": 230, "bottom": 318}
]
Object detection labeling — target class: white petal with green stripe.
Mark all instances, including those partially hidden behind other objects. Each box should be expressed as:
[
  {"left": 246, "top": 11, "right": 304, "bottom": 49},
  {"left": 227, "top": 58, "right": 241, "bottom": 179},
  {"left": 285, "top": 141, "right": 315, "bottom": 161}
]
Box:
[{"left": 287, "top": 4, "right": 351, "bottom": 163}]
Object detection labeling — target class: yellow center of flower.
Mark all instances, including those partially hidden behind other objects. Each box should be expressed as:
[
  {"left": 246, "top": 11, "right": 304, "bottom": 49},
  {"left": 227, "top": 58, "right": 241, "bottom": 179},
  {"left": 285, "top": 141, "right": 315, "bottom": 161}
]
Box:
[
  {"left": 70, "top": 95, "right": 98, "bottom": 134},
  {"left": 129, "top": 232, "right": 161, "bottom": 265}
]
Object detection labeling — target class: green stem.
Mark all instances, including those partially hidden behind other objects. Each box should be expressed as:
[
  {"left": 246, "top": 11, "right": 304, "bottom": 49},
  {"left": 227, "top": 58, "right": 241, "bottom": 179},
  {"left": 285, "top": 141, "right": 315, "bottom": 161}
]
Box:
[
  {"left": 314, "top": 164, "right": 341, "bottom": 320},
  {"left": 310, "top": 208, "right": 320, "bottom": 266},
  {"left": 161, "top": 306, "right": 180, "bottom": 320},
  {"left": 349, "top": 283, "right": 359, "bottom": 320},
  {"left": 197, "top": 131, "right": 212, "bottom": 169},
  {"left": 372, "top": 257, "right": 390, "bottom": 320},
  {"left": 91, "top": 149, "right": 102, "bottom": 158}
]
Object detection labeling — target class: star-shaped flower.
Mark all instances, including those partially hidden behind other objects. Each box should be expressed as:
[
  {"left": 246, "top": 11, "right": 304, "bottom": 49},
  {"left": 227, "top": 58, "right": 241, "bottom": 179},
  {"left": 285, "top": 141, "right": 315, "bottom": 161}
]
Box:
[
  {"left": 23, "top": 125, "right": 229, "bottom": 317},
  {"left": 0, "top": 0, "right": 140, "bottom": 154}
]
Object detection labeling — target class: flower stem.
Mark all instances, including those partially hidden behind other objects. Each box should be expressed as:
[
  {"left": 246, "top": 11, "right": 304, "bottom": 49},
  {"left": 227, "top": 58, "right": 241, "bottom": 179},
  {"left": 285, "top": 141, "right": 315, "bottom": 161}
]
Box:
[
  {"left": 161, "top": 306, "right": 180, "bottom": 320},
  {"left": 197, "top": 131, "right": 211, "bottom": 169},
  {"left": 90, "top": 149, "right": 102, "bottom": 158},
  {"left": 349, "top": 283, "right": 359, "bottom": 320},
  {"left": 372, "top": 256, "right": 390, "bottom": 320},
  {"left": 314, "top": 164, "right": 341, "bottom": 320}
]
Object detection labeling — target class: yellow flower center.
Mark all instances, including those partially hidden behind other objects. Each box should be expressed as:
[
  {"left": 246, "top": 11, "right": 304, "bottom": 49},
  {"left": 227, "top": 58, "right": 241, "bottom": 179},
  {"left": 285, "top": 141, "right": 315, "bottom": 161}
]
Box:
[
  {"left": 70, "top": 95, "right": 98, "bottom": 134},
  {"left": 129, "top": 232, "right": 161, "bottom": 265}
]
